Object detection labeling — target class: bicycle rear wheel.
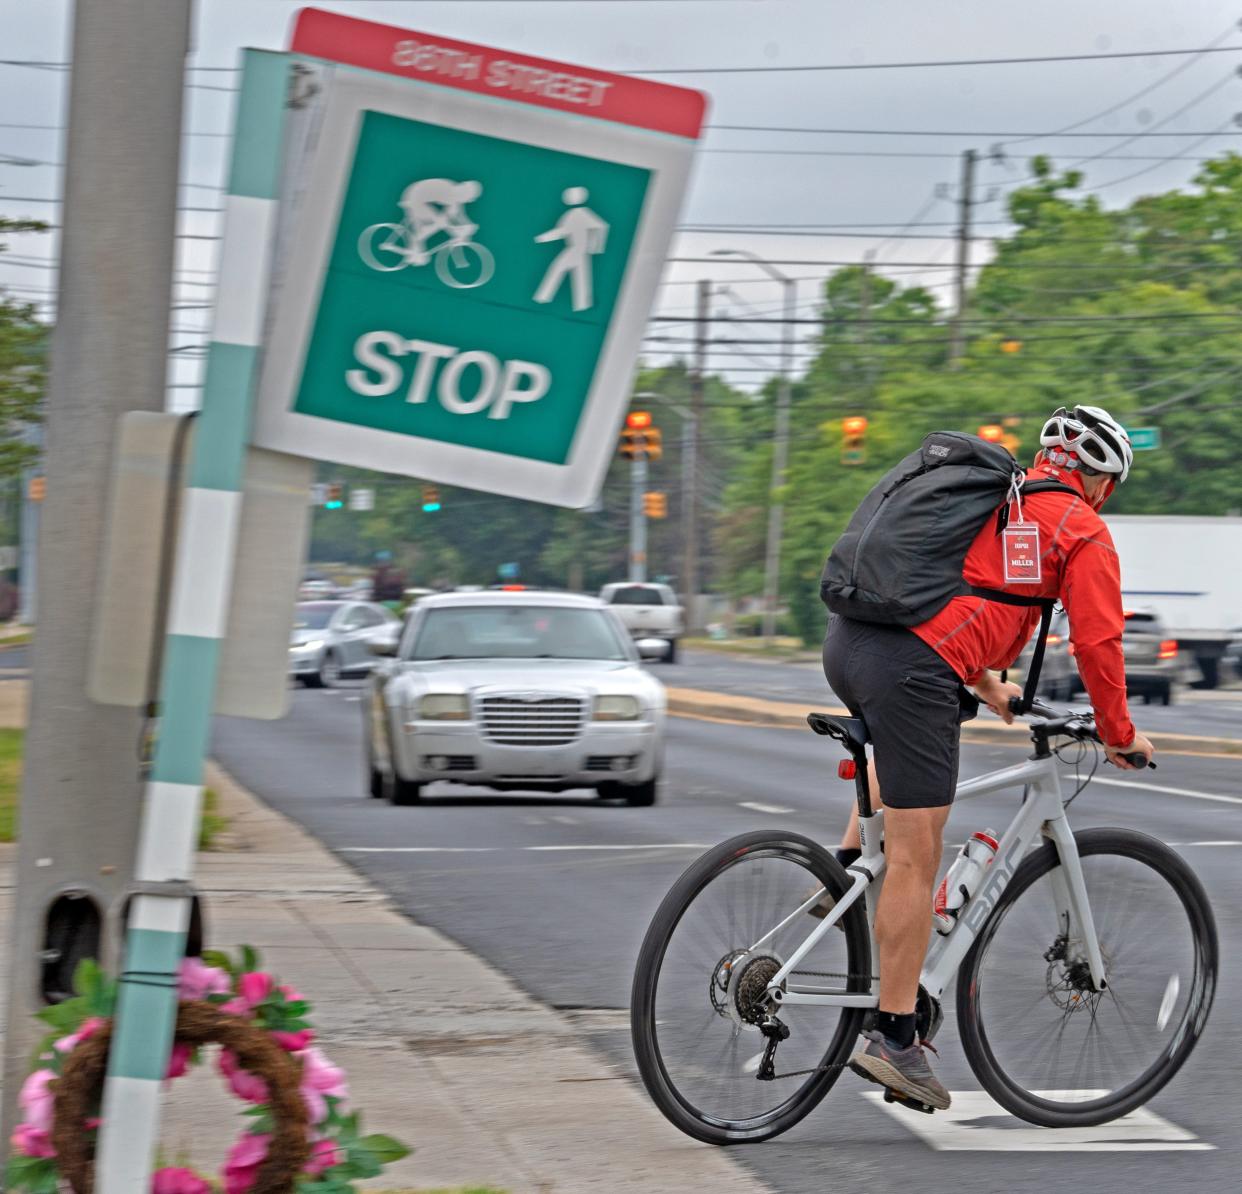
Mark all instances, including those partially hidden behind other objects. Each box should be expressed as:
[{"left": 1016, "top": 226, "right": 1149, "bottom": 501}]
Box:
[
  {"left": 958, "top": 827, "right": 1217, "bottom": 1127},
  {"left": 631, "top": 830, "right": 871, "bottom": 1145}
]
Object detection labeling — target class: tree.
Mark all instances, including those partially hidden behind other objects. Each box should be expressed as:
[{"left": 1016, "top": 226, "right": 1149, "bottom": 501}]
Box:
[{"left": 0, "top": 218, "right": 48, "bottom": 485}]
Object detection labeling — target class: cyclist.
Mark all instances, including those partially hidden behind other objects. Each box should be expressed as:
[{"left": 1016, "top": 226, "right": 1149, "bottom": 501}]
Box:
[
  {"left": 398, "top": 178, "right": 482, "bottom": 266},
  {"left": 824, "top": 405, "right": 1155, "bottom": 1112}
]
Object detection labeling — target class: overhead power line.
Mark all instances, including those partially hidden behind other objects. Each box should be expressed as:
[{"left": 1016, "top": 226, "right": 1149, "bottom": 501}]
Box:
[
  {"left": 630, "top": 44, "right": 1242, "bottom": 76},
  {"left": 708, "top": 123, "right": 1242, "bottom": 137}
]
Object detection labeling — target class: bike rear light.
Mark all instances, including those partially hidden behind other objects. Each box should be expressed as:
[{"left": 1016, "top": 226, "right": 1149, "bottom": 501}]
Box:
[
  {"left": 837, "top": 759, "right": 857, "bottom": 780},
  {"left": 1158, "top": 639, "right": 1178, "bottom": 660}
]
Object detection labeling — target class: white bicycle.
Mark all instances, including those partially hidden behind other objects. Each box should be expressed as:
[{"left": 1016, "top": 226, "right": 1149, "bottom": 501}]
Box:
[
  {"left": 357, "top": 220, "right": 495, "bottom": 289},
  {"left": 631, "top": 698, "right": 1218, "bottom": 1144}
]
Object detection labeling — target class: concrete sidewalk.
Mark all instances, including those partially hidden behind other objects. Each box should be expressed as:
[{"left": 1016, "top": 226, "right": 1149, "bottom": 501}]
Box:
[{"left": 0, "top": 758, "right": 769, "bottom": 1193}]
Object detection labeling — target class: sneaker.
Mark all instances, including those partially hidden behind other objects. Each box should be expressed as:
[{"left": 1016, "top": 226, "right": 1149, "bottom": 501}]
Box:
[
  {"left": 803, "top": 884, "right": 835, "bottom": 919},
  {"left": 849, "top": 1030, "right": 951, "bottom": 1111}
]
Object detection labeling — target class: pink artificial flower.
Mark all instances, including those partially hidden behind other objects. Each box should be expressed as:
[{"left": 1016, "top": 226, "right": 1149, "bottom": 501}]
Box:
[
  {"left": 270, "top": 1029, "right": 315, "bottom": 1052},
  {"left": 54, "top": 1016, "right": 105, "bottom": 1057},
  {"left": 178, "top": 957, "right": 232, "bottom": 1002},
  {"left": 18, "top": 1069, "right": 56, "bottom": 1133},
  {"left": 278, "top": 983, "right": 306, "bottom": 1003},
  {"left": 218, "top": 997, "right": 252, "bottom": 1017},
  {"left": 295, "top": 1046, "right": 349, "bottom": 1125},
  {"left": 151, "top": 1166, "right": 212, "bottom": 1194},
  {"left": 222, "top": 1132, "right": 269, "bottom": 1194},
  {"left": 166, "top": 1043, "right": 193, "bottom": 1080},
  {"left": 304, "top": 1138, "right": 340, "bottom": 1176},
  {"left": 11, "top": 1122, "right": 56, "bottom": 1159},
  {"left": 218, "top": 1049, "right": 269, "bottom": 1104},
  {"left": 237, "top": 972, "right": 274, "bottom": 1008}
]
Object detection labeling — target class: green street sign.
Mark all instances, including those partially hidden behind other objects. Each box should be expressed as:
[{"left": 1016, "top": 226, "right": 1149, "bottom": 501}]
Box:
[
  {"left": 254, "top": 13, "right": 706, "bottom": 508},
  {"left": 1124, "top": 426, "right": 1161, "bottom": 451}
]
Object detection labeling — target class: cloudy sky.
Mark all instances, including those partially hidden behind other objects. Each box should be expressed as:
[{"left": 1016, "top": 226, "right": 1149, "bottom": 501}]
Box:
[{"left": 3, "top": 0, "right": 1241, "bottom": 401}]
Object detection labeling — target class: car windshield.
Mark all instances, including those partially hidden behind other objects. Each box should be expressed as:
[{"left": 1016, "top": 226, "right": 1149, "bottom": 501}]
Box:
[
  {"left": 294, "top": 603, "right": 337, "bottom": 630},
  {"left": 409, "top": 606, "right": 629, "bottom": 661},
  {"left": 607, "top": 585, "right": 666, "bottom": 605}
]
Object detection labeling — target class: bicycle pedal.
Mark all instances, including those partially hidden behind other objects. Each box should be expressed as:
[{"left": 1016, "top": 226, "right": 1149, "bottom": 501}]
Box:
[{"left": 882, "top": 1089, "right": 935, "bottom": 1115}]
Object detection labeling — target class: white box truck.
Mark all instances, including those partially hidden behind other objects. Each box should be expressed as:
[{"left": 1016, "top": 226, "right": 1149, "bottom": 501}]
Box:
[{"left": 1105, "top": 515, "right": 1242, "bottom": 688}]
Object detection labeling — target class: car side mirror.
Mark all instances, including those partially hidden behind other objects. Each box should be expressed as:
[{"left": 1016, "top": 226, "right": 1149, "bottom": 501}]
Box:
[
  {"left": 635, "top": 637, "right": 669, "bottom": 661},
  {"left": 368, "top": 640, "right": 397, "bottom": 657}
]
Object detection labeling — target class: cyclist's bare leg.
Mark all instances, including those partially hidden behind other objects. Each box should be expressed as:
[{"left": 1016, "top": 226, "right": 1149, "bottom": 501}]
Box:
[
  {"left": 874, "top": 804, "right": 949, "bottom": 1013},
  {"left": 838, "top": 761, "right": 881, "bottom": 851}
]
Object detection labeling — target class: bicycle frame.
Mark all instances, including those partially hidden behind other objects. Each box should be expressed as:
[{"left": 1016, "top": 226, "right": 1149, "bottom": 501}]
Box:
[{"left": 761, "top": 749, "right": 1108, "bottom": 1012}]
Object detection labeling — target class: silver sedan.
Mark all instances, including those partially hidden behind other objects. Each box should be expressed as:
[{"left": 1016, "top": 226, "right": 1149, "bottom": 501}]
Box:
[
  {"left": 365, "top": 591, "right": 667, "bottom": 806},
  {"left": 289, "top": 600, "right": 401, "bottom": 688}
]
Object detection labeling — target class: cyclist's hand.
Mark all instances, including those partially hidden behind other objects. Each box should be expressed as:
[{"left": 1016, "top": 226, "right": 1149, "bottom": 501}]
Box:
[
  {"left": 974, "top": 673, "right": 1024, "bottom": 724},
  {"left": 1105, "top": 732, "right": 1155, "bottom": 770}
]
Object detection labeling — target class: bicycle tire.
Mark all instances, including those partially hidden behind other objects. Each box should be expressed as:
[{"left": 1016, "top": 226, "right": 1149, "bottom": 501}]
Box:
[
  {"left": 358, "top": 222, "right": 409, "bottom": 272},
  {"left": 958, "top": 827, "right": 1217, "bottom": 1127},
  {"left": 435, "top": 241, "right": 494, "bottom": 289},
  {"left": 631, "top": 830, "right": 871, "bottom": 1145}
]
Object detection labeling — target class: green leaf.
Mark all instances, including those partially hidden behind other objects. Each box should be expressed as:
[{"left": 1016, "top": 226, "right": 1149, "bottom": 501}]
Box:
[
  {"left": 357, "top": 1133, "right": 411, "bottom": 1163},
  {"left": 240, "top": 944, "right": 260, "bottom": 974},
  {"left": 72, "top": 957, "right": 102, "bottom": 1000},
  {"left": 201, "top": 948, "right": 236, "bottom": 976}
]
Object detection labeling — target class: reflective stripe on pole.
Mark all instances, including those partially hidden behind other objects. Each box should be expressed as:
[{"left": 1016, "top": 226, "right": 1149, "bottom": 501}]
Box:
[{"left": 94, "top": 51, "right": 290, "bottom": 1192}]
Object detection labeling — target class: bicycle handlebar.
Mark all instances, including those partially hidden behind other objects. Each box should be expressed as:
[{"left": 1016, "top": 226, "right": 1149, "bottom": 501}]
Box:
[{"left": 1007, "top": 696, "right": 1156, "bottom": 769}]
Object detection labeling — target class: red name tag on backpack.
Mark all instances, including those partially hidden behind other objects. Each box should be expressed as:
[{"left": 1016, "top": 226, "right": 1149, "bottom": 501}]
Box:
[{"left": 1002, "top": 523, "right": 1042, "bottom": 583}]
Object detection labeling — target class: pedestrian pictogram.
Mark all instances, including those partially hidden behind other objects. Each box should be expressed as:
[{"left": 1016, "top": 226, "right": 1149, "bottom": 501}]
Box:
[
  {"left": 359, "top": 178, "right": 495, "bottom": 289},
  {"left": 254, "top": 8, "right": 706, "bottom": 508},
  {"left": 534, "top": 186, "right": 609, "bottom": 311}
]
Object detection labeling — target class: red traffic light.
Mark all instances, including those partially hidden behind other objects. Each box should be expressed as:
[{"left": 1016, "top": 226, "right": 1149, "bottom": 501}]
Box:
[
  {"left": 978, "top": 424, "right": 1005, "bottom": 443},
  {"left": 626, "top": 410, "right": 653, "bottom": 430},
  {"left": 841, "top": 416, "right": 868, "bottom": 437}
]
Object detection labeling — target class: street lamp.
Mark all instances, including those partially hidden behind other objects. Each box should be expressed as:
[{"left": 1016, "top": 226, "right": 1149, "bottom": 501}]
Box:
[{"left": 710, "top": 248, "right": 796, "bottom": 644}]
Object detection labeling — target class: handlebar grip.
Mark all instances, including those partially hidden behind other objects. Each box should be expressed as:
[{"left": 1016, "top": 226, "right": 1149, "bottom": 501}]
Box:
[{"left": 1120, "top": 752, "right": 1157, "bottom": 770}]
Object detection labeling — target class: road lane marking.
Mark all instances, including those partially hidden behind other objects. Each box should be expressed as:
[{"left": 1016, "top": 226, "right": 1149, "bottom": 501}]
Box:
[
  {"left": 739, "top": 802, "right": 793, "bottom": 815},
  {"left": 549, "top": 814, "right": 579, "bottom": 825},
  {"left": 1093, "top": 777, "right": 1242, "bottom": 805},
  {"left": 864, "top": 1090, "right": 1213, "bottom": 1151},
  {"left": 341, "top": 843, "right": 709, "bottom": 854}
]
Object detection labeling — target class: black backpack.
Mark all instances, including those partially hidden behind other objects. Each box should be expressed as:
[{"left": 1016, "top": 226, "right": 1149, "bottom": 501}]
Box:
[{"left": 819, "top": 431, "right": 1078, "bottom": 708}]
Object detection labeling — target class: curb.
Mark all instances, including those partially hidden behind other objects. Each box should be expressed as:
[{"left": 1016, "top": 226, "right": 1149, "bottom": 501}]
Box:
[{"left": 666, "top": 686, "right": 1242, "bottom": 757}]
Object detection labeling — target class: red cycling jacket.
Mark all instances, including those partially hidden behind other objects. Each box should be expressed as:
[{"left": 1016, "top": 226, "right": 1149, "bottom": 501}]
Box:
[{"left": 911, "top": 462, "right": 1136, "bottom": 748}]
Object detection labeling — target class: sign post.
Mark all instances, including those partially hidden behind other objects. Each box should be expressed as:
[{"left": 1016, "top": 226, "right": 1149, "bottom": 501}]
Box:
[
  {"left": 254, "top": 8, "right": 706, "bottom": 508},
  {"left": 1124, "top": 426, "right": 1161, "bottom": 452},
  {"left": 93, "top": 51, "right": 292, "bottom": 1191}
]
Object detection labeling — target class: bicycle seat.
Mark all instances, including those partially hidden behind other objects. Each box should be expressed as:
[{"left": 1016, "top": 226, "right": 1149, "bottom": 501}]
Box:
[{"left": 807, "top": 712, "right": 869, "bottom": 751}]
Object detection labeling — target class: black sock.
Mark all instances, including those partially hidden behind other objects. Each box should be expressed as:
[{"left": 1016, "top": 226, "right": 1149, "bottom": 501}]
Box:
[
  {"left": 876, "top": 1010, "right": 917, "bottom": 1050},
  {"left": 835, "top": 847, "right": 861, "bottom": 868}
]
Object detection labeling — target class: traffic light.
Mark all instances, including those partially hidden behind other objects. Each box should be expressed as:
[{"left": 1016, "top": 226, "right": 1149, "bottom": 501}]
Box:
[
  {"left": 619, "top": 411, "right": 663, "bottom": 461},
  {"left": 324, "top": 482, "right": 344, "bottom": 510},
  {"left": 841, "top": 416, "right": 868, "bottom": 466},
  {"left": 978, "top": 424, "right": 1004, "bottom": 444},
  {"left": 421, "top": 485, "right": 441, "bottom": 513},
  {"left": 643, "top": 492, "right": 667, "bottom": 519}
]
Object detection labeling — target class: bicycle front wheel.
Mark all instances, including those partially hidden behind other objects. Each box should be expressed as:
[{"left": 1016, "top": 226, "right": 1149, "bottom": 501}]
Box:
[
  {"left": 958, "top": 827, "right": 1217, "bottom": 1127},
  {"left": 631, "top": 831, "right": 871, "bottom": 1145}
]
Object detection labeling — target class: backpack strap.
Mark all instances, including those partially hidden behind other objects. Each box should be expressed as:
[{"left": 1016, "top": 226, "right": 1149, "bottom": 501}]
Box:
[{"left": 973, "top": 477, "right": 1080, "bottom": 710}]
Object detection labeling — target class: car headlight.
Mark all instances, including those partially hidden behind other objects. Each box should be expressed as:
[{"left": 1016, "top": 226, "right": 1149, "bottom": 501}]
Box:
[
  {"left": 594, "top": 695, "right": 641, "bottom": 721},
  {"left": 290, "top": 639, "right": 323, "bottom": 652},
  {"left": 417, "top": 694, "right": 470, "bottom": 720}
]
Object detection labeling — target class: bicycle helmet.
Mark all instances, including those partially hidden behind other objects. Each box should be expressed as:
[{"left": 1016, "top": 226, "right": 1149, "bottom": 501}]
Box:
[{"left": 1039, "top": 404, "right": 1133, "bottom": 483}]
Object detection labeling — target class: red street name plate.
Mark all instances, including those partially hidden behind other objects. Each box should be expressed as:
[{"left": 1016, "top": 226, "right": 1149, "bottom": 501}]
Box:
[{"left": 290, "top": 7, "right": 707, "bottom": 139}]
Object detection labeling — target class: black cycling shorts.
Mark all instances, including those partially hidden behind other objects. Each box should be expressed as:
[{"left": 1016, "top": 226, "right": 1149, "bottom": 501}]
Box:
[{"left": 822, "top": 615, "right": 978, "bottom": 809}]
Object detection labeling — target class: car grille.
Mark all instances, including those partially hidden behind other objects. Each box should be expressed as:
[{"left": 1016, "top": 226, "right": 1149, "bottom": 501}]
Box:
[
  {"left": 479, "top": 696, "right": 587, "bottom": 746},
  {"left": 421, "top": 755, "right": 477, "bottom": 772}
]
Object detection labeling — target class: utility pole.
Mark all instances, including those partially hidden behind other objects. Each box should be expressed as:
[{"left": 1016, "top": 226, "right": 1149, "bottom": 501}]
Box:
[
  {"left": 628, "top": 453, "right": 648, "bottom": 582},
  {"left": 1, "top": 0, "right": 192, "bottom": 1152},
  {"left": 949, "top": 148, "right": 977, "bottom": 368},
  {"left": 17, "top": 426, "right": 40, "bottom": 623},
  {"left": 682, "top": 279, "right": 709, "bottom": 631},
  {"left": 859, "top": 248, "right": 877, "bottom": 399},
  {"left": 760, "top": 273, "right": 795, "bottom": 642}
]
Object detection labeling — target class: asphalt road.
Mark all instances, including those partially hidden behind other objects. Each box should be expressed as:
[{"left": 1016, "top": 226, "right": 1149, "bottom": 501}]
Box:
[
  {"left": 214, "top": 676, "right": 1242, "bottom": 1194},
  {"left": 659, "top": 647, "right": 1242, "bottom": 740}
]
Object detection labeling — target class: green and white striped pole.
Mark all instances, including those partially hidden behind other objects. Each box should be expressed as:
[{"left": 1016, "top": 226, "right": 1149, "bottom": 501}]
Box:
[{"left": 95, "top": 50, "right": 291, "bottom": 1192}]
